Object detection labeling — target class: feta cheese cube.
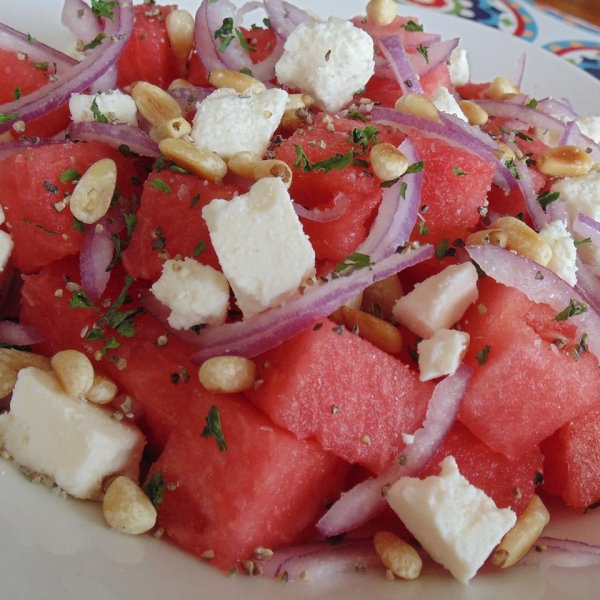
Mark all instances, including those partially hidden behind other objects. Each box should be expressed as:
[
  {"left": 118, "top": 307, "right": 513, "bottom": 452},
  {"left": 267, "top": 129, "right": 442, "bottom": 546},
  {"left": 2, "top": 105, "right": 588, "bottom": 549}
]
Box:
[
  {"left": 69, "top": 90, "right": 138, "bottom": 126},
  {"left": 448, "top": 48, "right": 470, "bottom": 88},
  {"left": 431, "top": 86, "right": 468, "bottom": 122},
  {"left": 575, "top": 116, "right": 600, "bottom": 145},
  {"left": 190, "top": 87, "right": 288, "bottom": 161},
  {"left": 0, "top": 367, "right": 144, "bottom": 499},
  {"left": 0, "top": 230, "right": 14, "bottom": 272},
  {"left": 418, "top": 329, "right": 469, "bottom": 381},
  {"left": 386, "top": 456, "right": 517, "bottom": 582},
  {"left": 551, "top": 172, "right": 600, "bottom": 265},
  {"left": 202, "top": 178, "right": 316, "bottom": 318},
  {"left": 275, "top": 17, "right": 375, "bottom": 114},
  {"left": 151, "top": 258, "right": 230, "bottom": 330},
  {"left": 392, "top": 263, "right": 479, "bottom": 339},
  {"left": 538, "top": 219, "right": 578, "bottom": 286}
]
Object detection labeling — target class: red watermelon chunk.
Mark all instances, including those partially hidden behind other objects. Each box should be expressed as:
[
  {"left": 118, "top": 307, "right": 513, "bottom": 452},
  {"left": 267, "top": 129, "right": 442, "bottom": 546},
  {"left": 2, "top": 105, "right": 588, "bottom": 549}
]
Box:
[
  {"left": 541, "top": 405, "right": 600, "bottom": 508},
  {"left": 147, "top": 395, "right": 349, "bottom": 571},
  {"left": 458, "top": 278, "right": 600, "bottom": 460},
  {"left": 245, "top": 317, "right": 434, "bottom": 474}
]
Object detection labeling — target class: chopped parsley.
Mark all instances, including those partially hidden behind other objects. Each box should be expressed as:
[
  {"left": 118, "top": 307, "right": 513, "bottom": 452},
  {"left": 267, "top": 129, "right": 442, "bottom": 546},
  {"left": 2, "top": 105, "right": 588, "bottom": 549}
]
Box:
[
  {"left": 294, "top": 145, "right": 354, "bottom": 173},
  {"left": 26, "top": 33, "right": 36, "bottom": 43},
  {"left": 0, "top": 113, "right": 19, "bottom": 124},
  {"left": 201, "top": 405, "right": 227, "bottom": 451},
  {"left": 60, "top": 168, "right": 81, "bottom": 183},
  {"left": 574, "top": 238, "right": 592, "bottom": 248},
  {"left": 72, "top": 217, "right": 86, "bottom": 233},
  {"left": 525, "top": 98, "right": 539, "bottom": 109},
  {"left": 505, "top": 157, "right": 519, "bottom": 178},
  {"left": 193, "top": 240, "right": 206, "bottom": 257},
  {"left": 149, "top": 178, "right": 172, "bottom": 194},
  {"left": 348, "top": 125, "right": 378, "bottom": 150},
  {"left": 475, "top": 345, "right": 491, "bottom": 366},
  {"left": 82, "top": 33, "right": 107, "bottom": 52},
  {"left": 239, "top": 67, "right": 252, "bottom": 76},
  {"left": 418, "top": 220, "right": 430, "bottom": 236},
  {"left": 405, "top": 161, "right": 425, "bottom": 175},
  {"left": 434, "top": 237, "right": 456, "bottom": 260},
  {"left": 91, "top": 0, "right": 119, "bottom": 20},
  {"left": 537, "top": 191, "right": 560, "bottom": 210},
  {"left": 90, "top": 97, "right": 109, "bottom": 124},
  {"left": 416, "top": 44, "right": 429, "bottom": 64},
  {"left": 22, "top": 219, "right": 57, "bottom": 236},
  {"left": 190, "top": 194, "right": 201, "bottom": 208},
  {"left": 334, "top": 252, "right": 373, "bottom": 275},
  {"left": 69, "top": 289, "right": 96, "bottom": 309},
  {"left": 453, "top": 166, "right": 467, "bottom": 177},
  {"left": 31, "top": 61, "right": 49, "bottom": 70},
  {"left": 235, "top": 28, "right": 256, "bottom": 53},
  {"left": 213, "top": 18, "right": 256, "bottom": 53},
  {"left": 554, "top": 299, "right": 588, "bottom": 322},
  {"left": 12, "top": 87, "right": 21, "bottom": 101},
  {"left": 143, "top": 470, "right": 166, "bottom": 508},
  {"left": 346, "top": 109, "right": 369, "bottom": 122},
  {"left": 401, "top": 20, "right": 424, "bottom": 32}
]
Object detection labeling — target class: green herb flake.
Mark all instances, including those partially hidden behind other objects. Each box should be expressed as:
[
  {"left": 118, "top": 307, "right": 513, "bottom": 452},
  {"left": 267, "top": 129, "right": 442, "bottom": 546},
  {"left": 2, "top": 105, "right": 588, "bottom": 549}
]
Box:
[
  {"left": 119, "top": 144, "right": 132, "bottom": 157},
  {"left": 334, "top": 252, "right": 373, "bottom": 275},
  {"left": 235, "top": 28, "right": 257, "bottom": 53},
  {"left": 398, "top": 181, "right": 408, "bottom": 198},
  {"left": 416, "top": 44, "right": 429, "bottom": 64},
  {"left": 537, "top": 191, "right": 560, "bottom": 210},
  {"left": 401, "top": 20, "right": 424, "bottom": 32},
  {"left": 69, "top": 290, "right": 96, "bottom": 309},
  {"left": 514, "top": 130, "right": 534, "bottom": 142},
  {"left": 214, "top": 17, "right": 235, "bottom": 53},
  {"left": 505, "top": 157, "right": 519, "bottom": 178},
  {"left": 418, "top": 220, "right": 430, "bottom": 236},
  {"left": 124, "top": 213, "right": 137, "bottom": 240},
  {"left": 90, "top": 97, "right": 109, "bottom": 124},
  {"left": 239, "top": 67, "right": 252, "bottom": 76},
  {"left": 22, "top": 219, "right": 57, "bottom": 236},
  {"left": 263, "top": 17, "right": 271, "bottom": 28},
  {"left": 26, "top": 33, "right": 36, "bottom": 43},
  {"left": 82, "top": 33, "right": 107, "bottom": 52},
  {"left": 12, "top": 87, "right": 21, "bottom": 101},
  {"left": 346, "top": 109, "right": 369, "bottom": 122},
  {"left": 149, "top": 178, "right": 172, "bottom": 195},
  {"left": 294, "top": 145, "right": 354, "bottom": 173},
  {"left": 475, "top": 345, "right": 491, "bottom": 366},
  {"left": 554, "top": 299, "right": 588, "bottom": 322},
  {"left": 525, "top": 98, "right": 539, "bottom": 109},
  {"left": 190, "top": 194, "right": 201, "bottom": 208},
  {"left": 60, "top": 168, "right": 81, "bottom": 184},
  {"left": 0, "top": 113, "right": 19, "bottom": 124},
  {"left": 453, "top": 166, "right": 467, "bottom": 177},
  {"left": 348, "top": 125, "right": 379, "bottom": 150},
  {"left": 143, "top": 469, "right": 166, "bottom": 508},
  {"left": 575, "top": 238, "right": 592, "bottom": 248},
  {"left": 405, "top": 161, "right": 425, "bottom": 175},
  {"left": 91, "top": 0, "right": 119, "bottom": 19},
  {"left": 72, "top": 217, "right": 86, "bottom": 233},
  {"left": 193, "top": 240, "right": 206, "bottom": 257},
  {"left": 31, "top": 61, "right": 49, "bottom": 70},
  {"left": 434, "top": 237, "right": 456, "bottom": 260},
  {"left": 201, "top": 405, "right": 227, "bottom": 451}
]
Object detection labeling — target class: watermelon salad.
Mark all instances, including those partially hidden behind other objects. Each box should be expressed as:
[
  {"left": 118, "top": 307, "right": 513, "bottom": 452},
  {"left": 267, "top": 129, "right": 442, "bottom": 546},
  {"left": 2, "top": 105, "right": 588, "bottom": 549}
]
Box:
[{"left": 2, "top": 0, "right": 600, "bottom": 587}]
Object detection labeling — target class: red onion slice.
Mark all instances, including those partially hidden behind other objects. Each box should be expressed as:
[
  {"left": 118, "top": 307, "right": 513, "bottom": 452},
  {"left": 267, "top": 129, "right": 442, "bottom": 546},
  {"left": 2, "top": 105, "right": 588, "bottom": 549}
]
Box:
[
  {"left": 537, "top": 97, "right": 578, "bottom": 121},
  {"left": 511, "top": 52, "right": 526, "bottom": 89},
  {"left": 573, "top": 212, "right": 600, "bottom": 247},
  {"left": 194, "top": 0, "right": 230, "bottom": 72},
  {"left": 317, "top": 364, "right": 472, "bottom": 537},
  {"left": 68, "top": 122, "right": 160, "bottom": 157},
  {"left": 514, "top": 154, "right": 546, "bottom": 230},
  {"left": 466, "top": 245, "right": 600, "bottom": 362},
  {"left": 410, "top": 38, "right": 459, "bottom": 78},
  {"left": 575, "top": 259, "right": 600, "bottom": 314},
  {"left": 0, "top": 321, "right": 45, "bottom": 346},
  {"left": 379, "top": 35, "right": 423, "bottom": 96},
  {"left": 0, "top": 0, "right": 134, "bottom": 135},
  {"left": 80, "top": 219, "right": 114, "bottom": 301},
  {"left": 519, "top": 537, "right": 600, "bottom": 568},
  {"left": 264, "top": 0, "right": 316, "bottom": 40},
  {"left": 61, "top": 0, "right": 102, "bottom": 44},
  {"left": 190, "top": 245, "right": 433, "bottom": 362},
  {"left": 293, "top": 192, "right": 350, "bottom": 223},
  {"left": 169, "top": 86, "right": 213, "bottom": 113}
]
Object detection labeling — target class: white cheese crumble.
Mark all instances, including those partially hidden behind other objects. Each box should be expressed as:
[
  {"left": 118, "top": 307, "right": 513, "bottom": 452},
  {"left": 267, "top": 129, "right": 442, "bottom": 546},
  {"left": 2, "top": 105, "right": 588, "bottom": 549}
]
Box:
[
  {"left": 417, "top": 329, "right": 470, "bottom": 382},
  {"left": 575, "top": 116, "right": 600, "bottom": 145},
  {"left": 202, "top": 177, "right": 316, "bottom": 318},
  {"left": 275, "top": 17, "right": 375, "bottom": 114},
  {"left": 69, "top": 90, "right": 138, "bottom": 126},
  {"left": 190, "top": 87, "right": 288, "bottom": 161},
  {"left": 0, "top": 230, "right": 14, "bottom": 272},
  {"left": 392, "top": 263, "right": 479, "bottom": 339},
  {"left": 448, "top": 48, "right": 470, "bottom": 88},
  {"left": 151, "top": 258, "right": 230, "bottom": 330},
  {"left": 538, "top": 219, "right": 578, "bottom": 286},
  {"left": 386, "top": 456, "right": 517, "bottom": 582},
  {"left": 431, "top": 86, "right": 468, "bottom": 122},
  {"left": 0, "top": 367, "right": 145, "bottom": 499}
]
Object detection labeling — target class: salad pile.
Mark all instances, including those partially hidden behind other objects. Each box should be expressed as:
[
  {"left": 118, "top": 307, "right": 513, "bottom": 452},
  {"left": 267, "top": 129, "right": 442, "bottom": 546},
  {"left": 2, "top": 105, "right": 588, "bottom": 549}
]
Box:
[{"left": 2, "top": 0, "right": 600, "bottom": 589}]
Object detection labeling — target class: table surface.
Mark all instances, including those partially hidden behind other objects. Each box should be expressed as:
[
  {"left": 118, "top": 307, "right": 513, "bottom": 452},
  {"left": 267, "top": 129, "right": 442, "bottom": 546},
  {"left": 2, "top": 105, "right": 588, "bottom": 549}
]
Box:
[{"left": 541, "top": 0, "right": 600, "bottom": 27}]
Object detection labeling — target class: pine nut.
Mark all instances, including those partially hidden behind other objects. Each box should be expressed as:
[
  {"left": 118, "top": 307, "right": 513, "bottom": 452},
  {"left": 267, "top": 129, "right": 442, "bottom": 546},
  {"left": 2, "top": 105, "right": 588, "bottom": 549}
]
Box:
[
  {"left": 103, "top": 476, "right": 157, "bottom": 535},
  {"left": 488, "top": 76, "right": 521, "bottom": 100},
  {"left": 361, "top": 274, "right": 404, "bottom": 322},
  {"left": 86, "top": 373, "right": 118, "bottom": 405},
  {"left": 491, "top": 216, "right": 552, "bottom": 266},
  {"left": 536, "top": 145, "right": 593, "bottom": 178},
  {"left": 208, "top": 69, "right": 266, "bottom": 95},
  {"left": 465, "top": 228, "right": 508, "bottom": 248},
  {"left": 131, "top": 81, "right": 183, "bottom": 128},
  {"left": 158, "top": 138, "right": 227, "bottom": 182},
  {"left": 366, "top": 0, "right": 398, "bottom": 26},
  {"left": 228, "top": 151, "right": 262, "bottom": 180},
  {"left": 253, "top": 159, "right": 293, "bottom": 189},
  {"left": 0, "top": 361, "right": 17, "bottom": 399},
  {"left": 373, "top": 531, "right": 422, "bottom": 580},
  {"left": 369, "top": 143, "right": 409, "bottom": 182},
  {"left": 69, "top": 158, "right": 116, "bottom": 224},
  {"left": 165, "top": 9, "right": 195, "bottom": 67},
  {"left": 198, "top": 356, "right": 257, "bottom": 393},
  {"left": 154, "top": 116, "right": 192, "bottom": 141},
  {"left": 491, "top": 494, "right": 550, "bottom": 568},
  {"left": 493, "top": 142, "right": 517, "bottom": 163},
  {"left": 281, "top": 94, "right": 315, "bottom": 130},
  {"left": 0, "top": 348, "right": 52, "bottom": 372},
  {"left": 168, "top": 78, "right": 195, "bottom": 91},
  {"left": 51, "top": 349, "right": 95, "bottom": 397},
  {"left": 286, "top": 93, "right": 314, "bottom": 111},
  {"left": 340, "top": 306, "right": 403, "bottom": 354},
  {"left": 394, "top": 93, "right": 440, "bottom": 122},
  {"left": 459, "top": 100, "right": 489, "bottom": 126}
]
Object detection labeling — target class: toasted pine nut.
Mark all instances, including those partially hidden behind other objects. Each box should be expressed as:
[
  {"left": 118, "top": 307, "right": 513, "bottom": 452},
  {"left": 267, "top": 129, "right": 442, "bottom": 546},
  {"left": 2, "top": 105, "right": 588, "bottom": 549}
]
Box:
[
  {"left": 459, "top": 100, "right": 489, "bottom": 126},
  {"left": 0, "top": 348, "right": 52, "bottom": 372},
  {"left": 86, "top": 373, "right": 118, "bottom": 405},
  {"left": 394, "top": 93, "right": 440, "bottom": 122},
  {"left": 228, "top": 151, "right": 262, "bottom": 179},
  {"left": 340, "top": 306, "right": 403, "bottom": 354},
  {"left": 154, "top": 116, "right": 192, "bottom": 141},
  {"left": 69, "top": 158, "right": 116, "bottom": 224},
  {"left": 51, "top": 349, "right": 95, "bottom": 398},
  {"left": 536, "top": 145, "right": 593, "bottom": 178},
  {"left": 488, "top": 76, "right": 521, "bottom": 100},
  {"left": 103, "top": 476, "right": 157, "bottom": 535},
  {"left": 253, "top": 159, "right": 293, "bottom": 189},
  {"left": 465, "top": 228, "right": 508, "bottom": 248},
  {"left": 366, "top": 0, "right": 397, "bottom": 26},
  {"left": 0, "top": 361, "right": 17, "bottom": 399},
  {"left": 493, "top": 142, "right": 517, "bottom": 163},
  {"left": 281, "top": 107, "right": 314, "bottom": 131},
  {"left": 369, "top": 143, "right": 409, "bottom": 182},
  {"left": 286, "top": 93, "right": 315, "bottom": 111},
  {"left": 362, "top": 275, "right": 404, "bottom": 322},
  {"left": 374, "top": 532, "right": 422, "bottom": 580},
  {"left": 165, "top": 9, "right": 195, "bottom": 66},
  {"left": 168, "top": 78, "right": 195, "bottom": 91},
  {"left": 199, "top": 356, "right": 257, "bottom": 393},
  {"left": 131, "top": 81, "right": 183, "bottom": 128},
  {"left": 492, "top": 495, "right": 550, "bottom": 568},
  {"left": 208, "top": 69, "right": 266, "bottom": 95},
  {"left": 491, "top": 216, "right": 552, "bottom": 266},
  {"left": 158, "top": 138, "right": 227, "bottom": 182},
  {"left": 330, "top": 292, "right": 364, "bottom": 325}
]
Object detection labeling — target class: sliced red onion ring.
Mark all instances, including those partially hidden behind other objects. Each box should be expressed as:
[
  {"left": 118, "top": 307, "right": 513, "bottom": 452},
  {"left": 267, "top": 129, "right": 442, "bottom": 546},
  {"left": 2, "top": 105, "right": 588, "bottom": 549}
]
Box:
[
  {"left": 560, "top": 120, "right": 583, "bottom": 147},
  {"left": 169, "top": 86, "right": 213, "bottom": 113},
  {"left": 466, "top": 245, "right": 600, "bottom": 362},
  {"left": 68, "top": 122, "right": 160, "bottom": 157},
  {"left": 190, "top": 245, "right": 433, "bottom": 362},
  {"left": 90, "top": 66, "right": 118, "bottom": 94},
  {"left": 317, "top": 364, "right": 472, "bottom": 537},
  {"left": 0, "top": 0, "right": 133, "bottom": 136},
  {"left": 61, "top": 0, "right": 102, "bottom": 44},
  {"left": 537, "top": 97, "right": 578, "bottom": 121},
  {"left": 573, "top": 212, "right": 600, "bottom": 247},
  {"left": 194, "top": 0, "right": 230, "bottom": 72},
  {"left": 410, "top": 38, "right": 458, "bottom": 78},
  {"left": 379, "top": 35, "right": 423, "bottom": 96},
  {"left": 513, "top": 154, "right": 546, "bottom": 230},
  {"left": 0, "top": 321, "right": 45, "bottom": 346},
  {"left": 0, "top": 138, "right": 64, "bottom": 163},
  {"left": 293, "top": 192, "right": 350, "bottom": 222},
  {"left": 264, "top": 0, "right": 316, "bottom": 40},
  {"left": 574, "top": 259, "right": 600, "bottom": 314},
  {"left": 233, "top": 0, "right": 263, "bottom": 24},
  {"left": 519, "top": 537, "right": 600, "bottom": 568},
  {"left": 511, "top": 52, "right": 526, "bottom": 89},
  {"left": 80, "top": 218, "right": 114, "bottom": 302}
]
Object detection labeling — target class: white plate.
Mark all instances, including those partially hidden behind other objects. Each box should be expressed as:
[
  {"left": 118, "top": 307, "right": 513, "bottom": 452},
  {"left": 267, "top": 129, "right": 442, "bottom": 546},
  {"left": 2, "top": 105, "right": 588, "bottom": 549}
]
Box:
[{"left": 2, "top": 2, "right": 600, "bottom": 599}]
